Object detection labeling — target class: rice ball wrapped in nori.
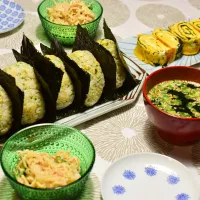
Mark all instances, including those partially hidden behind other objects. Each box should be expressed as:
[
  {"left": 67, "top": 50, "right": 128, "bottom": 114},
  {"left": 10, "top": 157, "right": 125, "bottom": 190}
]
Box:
[
  {"left": 4, "top": 62, "right": 45, "bottom": 125},
  {"left": 45, "top": 55, "right": 75, "bottom": 110},
  {"left": 0, "top": 86, "right": 12, "bottom": 135},
  {"left": 97, "top": 39, "right": 126, "bottom": 89},
  {"left": 69, "top": 50, "right": 105, "bottom": 107}
]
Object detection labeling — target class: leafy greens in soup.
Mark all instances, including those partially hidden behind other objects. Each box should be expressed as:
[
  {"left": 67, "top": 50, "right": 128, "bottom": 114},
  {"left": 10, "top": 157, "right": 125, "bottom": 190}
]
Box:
[{"left": 148, "top": 80, "right": 200, "bottom": 118}]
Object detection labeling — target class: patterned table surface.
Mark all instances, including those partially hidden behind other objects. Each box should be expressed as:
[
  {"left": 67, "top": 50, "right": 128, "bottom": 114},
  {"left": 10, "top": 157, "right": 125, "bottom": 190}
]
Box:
[{"left": 1, "top": 0, "right": 200, "bottom": 199}]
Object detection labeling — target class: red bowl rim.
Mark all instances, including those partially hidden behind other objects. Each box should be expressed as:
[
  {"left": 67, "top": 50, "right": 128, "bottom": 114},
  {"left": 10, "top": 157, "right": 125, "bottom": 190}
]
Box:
[{"left": 142, "top": 66, "right": 200, "bottom": 121}]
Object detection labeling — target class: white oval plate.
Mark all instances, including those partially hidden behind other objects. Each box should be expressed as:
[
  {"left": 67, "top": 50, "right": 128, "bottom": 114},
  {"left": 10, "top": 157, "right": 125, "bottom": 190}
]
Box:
[
  {"left": 101, "top": 153, "right": 199, "bottom": 200},
  {"left": 0, "top": 0, "right": 24, "bottom": 34}
]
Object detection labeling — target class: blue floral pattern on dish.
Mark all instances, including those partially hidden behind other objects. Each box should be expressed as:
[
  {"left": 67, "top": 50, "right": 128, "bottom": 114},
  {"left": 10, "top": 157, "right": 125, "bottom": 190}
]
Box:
[
  {"left": 16, "top": 4, "right": 21, "bottom": 10},
  {"left": 145, "top": 166, "right": 157, "bottom": 176},
  {"left": 5, "top": 9, "right": 12, "bottom": 14},
  {"left": 167, "top": 175, "right": 180, "bottom": 185},
  {"left": 7, "top": 17, "right": 13, "bottom": 21},
  {"left": 112, "top": 185, "right": 126, "bottom": 195},
  {"left": 1, "top": 21, "right": 8, "bottom": 25},
  {"left": 13, "top": 19, "right": 20, "bottom": 24},
  {"left": 123, "top": 170, "right": 136, "bottom": 180},
  {"left": 9, "top": 2, "right": 15, "bottom": 8},
  {"left": 0, "top": 0, "right": 24, "bottom": 33},
  {"left": 0, "top": 5, "right": 6, "bottom": 10},
  {"left": 3, "top": 0, "right": 9, "bottom": 5},
  {"left": 8, "top": 24, "right": 14, "bottom": 28},
  {"left": 1, "top": 14, "right": 7, "bottom": 18},
  {"left": 111, "top": 168, "right": 191, "bottom": 198},
  {"left": 176, "top": 193, "right": 190, "bottom": 200},
  {"left": 12, "top": 11, "right": 18, "bottom": 17}
]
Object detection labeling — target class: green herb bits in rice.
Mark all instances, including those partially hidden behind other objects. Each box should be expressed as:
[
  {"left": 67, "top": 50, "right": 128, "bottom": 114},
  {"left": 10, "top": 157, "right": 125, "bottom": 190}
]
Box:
[
  {"left": 22, "top": 89, "right": 45, "bottom": 125},
  {"left": 4, "top": 62, "right": 45, "bottom": 125},
  {"left": 0, "top": 86, "right": 12, "bottom": 135},
  {"left": 45, "top": 55, "right": 75, "bottom": 110},
  {"left": 69, "top": 50, "right": 105, "bottom": 107},
  {"left": 4, "top": 62, "right": 40, "bottom": 91},
  {"left": 97, "top": 39, "right": 126, "bottom": 89}
]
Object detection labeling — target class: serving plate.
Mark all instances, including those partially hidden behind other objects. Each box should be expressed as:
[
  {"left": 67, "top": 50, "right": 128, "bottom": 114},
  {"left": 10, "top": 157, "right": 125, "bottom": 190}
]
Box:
[
  {"left": 0, "top": 0, "right": 24, "bottom": 34},
  {"left": 101, "top": 153, "right": 199, "bottom": 200},
  {"left": 118, "top": 36, "right": 200, "bottom": 75},
  {"left": 0, "top": 48, "right": 146, "bottom": 145}
]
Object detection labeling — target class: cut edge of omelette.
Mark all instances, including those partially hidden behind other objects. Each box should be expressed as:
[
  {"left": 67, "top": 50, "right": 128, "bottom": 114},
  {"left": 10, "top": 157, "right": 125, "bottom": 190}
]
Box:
[
  {"left": 134, "top": 33, "right": 177, "bottom": 66},
  {"left": 169, "top": 21, "right": 200, "bottom": 55},
  {"left": 152, "top": 28, "right": 182, "bottom": 62},
  {"left": 190, "top": 18, "right": 200, "bottom": 33}
]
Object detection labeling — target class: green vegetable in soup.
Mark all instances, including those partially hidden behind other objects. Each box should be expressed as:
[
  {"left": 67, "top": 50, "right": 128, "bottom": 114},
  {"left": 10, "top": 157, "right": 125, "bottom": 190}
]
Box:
[{"left": 148, "top": 80, "right": 200, "bottom": 118}]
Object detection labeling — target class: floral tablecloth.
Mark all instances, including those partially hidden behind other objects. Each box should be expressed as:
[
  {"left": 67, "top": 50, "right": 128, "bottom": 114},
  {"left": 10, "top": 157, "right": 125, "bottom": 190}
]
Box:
[{"left": 0, "top": 0, "right": 200, "bottom": 199}]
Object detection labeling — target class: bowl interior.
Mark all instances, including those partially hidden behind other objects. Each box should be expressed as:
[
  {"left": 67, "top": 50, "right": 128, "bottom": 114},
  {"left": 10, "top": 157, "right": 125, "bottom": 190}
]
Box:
[
  {"left": 38, "top": 0, "right": 103, "bottom": 26},
  {"left": 143, "top": 66, "right": 200, "bottom": 95},
  {"left": 1, "top": 124, "right": 95, "bottom": 182}
]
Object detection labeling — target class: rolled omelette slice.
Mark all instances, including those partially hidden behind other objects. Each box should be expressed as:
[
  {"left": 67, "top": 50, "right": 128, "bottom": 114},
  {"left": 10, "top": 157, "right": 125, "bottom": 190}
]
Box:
[
  {"left": 97, "top": 39, "right": 126, "bottom": 89},
  {"left": 153, "top": 28, "right": 182, "bottom": 62},
  {"left": 190, "top": 19, "right": 200, "bottom": 32},
  {"left": 134, "top": 34, "right": 171, "bottom": 66},
  {"left": 169, "top": 22, "right": 200, "bottom": 55},
  {"left": 69, "top": 50, "right": 105, "bottom": 107},
  {"left": 45, "top": 55, "right": 75, "bottom": 110},
  {"left": 4, "top": 62, "right": 45, "bottom": 125}
]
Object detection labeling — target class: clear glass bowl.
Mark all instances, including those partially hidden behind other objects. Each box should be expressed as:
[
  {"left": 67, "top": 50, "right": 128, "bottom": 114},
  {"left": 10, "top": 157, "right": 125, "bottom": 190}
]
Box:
[
  {"left": 37, "top": 0, "right": 103, "bottom": 46},
  {"left": 0, "top": 124, "right": 95, "bottom": 200}
]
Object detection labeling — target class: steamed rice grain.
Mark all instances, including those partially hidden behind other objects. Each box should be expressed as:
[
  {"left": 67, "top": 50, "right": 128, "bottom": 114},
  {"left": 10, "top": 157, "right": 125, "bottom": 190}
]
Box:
[
  {"left": 97, "top": 39, "right": 126, "bottom": 88},
  {"left": 4, "top": 62, "right": 40, "bottom": 91},
  {"left": 45, "top": 55, "right": 75, "bottom": 110},
  {"left": 4, "top": 62, "right": 45, "bottom": 125},
  {"left": 0, "top": 86, "right": 12, "bottom": 135},
  {"left": 69, "top": 51, "right": 105, "bottom": 107},
  {"left": 21, "top": 89, "right": 45, "bottom": 125}
]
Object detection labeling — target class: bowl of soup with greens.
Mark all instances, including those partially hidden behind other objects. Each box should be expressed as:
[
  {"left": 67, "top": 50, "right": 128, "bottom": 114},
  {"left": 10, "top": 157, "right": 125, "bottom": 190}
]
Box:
[{"left": 143, "top": 66, "right": 200, "bottom": 146}]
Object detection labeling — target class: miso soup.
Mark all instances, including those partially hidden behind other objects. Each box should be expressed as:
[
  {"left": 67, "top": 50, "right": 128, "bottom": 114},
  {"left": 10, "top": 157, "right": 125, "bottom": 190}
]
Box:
[{"left": 148, "top": 80, "right": 200, "bottom": 118}]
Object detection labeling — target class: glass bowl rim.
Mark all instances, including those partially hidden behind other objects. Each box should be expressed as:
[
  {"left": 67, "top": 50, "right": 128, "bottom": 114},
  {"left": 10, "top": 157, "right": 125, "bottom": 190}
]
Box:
[
  {"left": 37, "top": 0, "right": 103, "bottom": 28},
  {"left": 0, "top": 123, "right": 96, "bottom": 191}
]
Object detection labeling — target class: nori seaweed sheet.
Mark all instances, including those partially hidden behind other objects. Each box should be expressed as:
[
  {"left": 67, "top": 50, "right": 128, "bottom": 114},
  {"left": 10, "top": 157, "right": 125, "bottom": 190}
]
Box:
[
  {"left": 103, "top": 19, "right": 139, "bottom": 96},
  {"left": 12, "top": 49, "right": 57, "bottom": 123},
  {"left": 40, "top": 38, "right": 90, "bottom": 109},
  {"left": 73, "top": 24, "right": 116, "bottom": 101},
  {"left": 0, "top": 69, "right": 23, "bottom": 142},
  {"left": 20, "top": 35, "right": 63, "bottom": 104}
]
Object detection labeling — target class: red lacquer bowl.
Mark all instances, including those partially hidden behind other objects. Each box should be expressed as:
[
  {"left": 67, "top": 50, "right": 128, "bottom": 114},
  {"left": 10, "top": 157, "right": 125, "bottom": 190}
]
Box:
[{"left": 142, "top": 66, "right": 200, "bottom": 146}]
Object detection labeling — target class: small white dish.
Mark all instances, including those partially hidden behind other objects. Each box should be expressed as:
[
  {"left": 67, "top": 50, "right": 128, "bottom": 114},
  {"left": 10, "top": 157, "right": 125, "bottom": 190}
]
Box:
[
  {"left": 101, "top": 153, "right": 199, "bottom": 200},
  {"left": 0, "top": 0, "right": 24, "bottom": 34}
]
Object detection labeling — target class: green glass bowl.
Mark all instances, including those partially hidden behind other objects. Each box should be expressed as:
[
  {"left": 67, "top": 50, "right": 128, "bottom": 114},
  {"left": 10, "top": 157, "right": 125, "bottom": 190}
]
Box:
[
  {"left": 37, "top": 0, "right": 103, "bottom": 46},
  {"left": 0, "top": 124, "right": 95, "bottom": 200}
]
